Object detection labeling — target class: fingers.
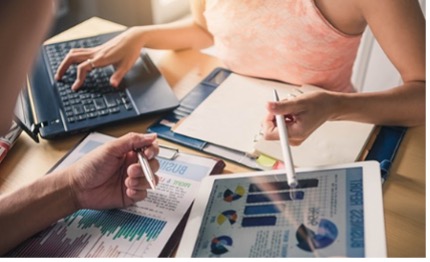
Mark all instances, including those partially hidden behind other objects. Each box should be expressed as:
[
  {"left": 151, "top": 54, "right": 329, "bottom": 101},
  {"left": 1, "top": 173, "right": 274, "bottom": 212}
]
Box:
[
  {"left": 262, "top": 113, "right": 279, "bottom": 140},
  {"left": 267, "top": 101, "right": 296, "bottom": 115},
  {"left": 54, "top": 36, "right": 137, "bottom": 90},
  {"left": 55, "top": 48, "right": 93, "bottom": 82},
  {"left": 107, "top": 132, "right": 159, "bottom": 158},
  {"left": 262, "top": 112, "right": 303, "bottom": 144},
  {"left": 55, "top": 48, "right": 94, "bottom": 91},
  {"left": 125, "top": 163, "right": 160, "bottom": 201},
  {"left": 55, "top": 48, "right": 113, "bottom": 91},
  {"left": 71, "top": 59, "right": 95, "bottom": 91},
  {"left": 289, "top": 138, "right": 304, "bottom": 146},
  {"left": 265, "top": 97, "right": 303, "bottom": 140},
  {"left": 110, "top": 67, "right": 128, "bottom": 88},
  {"left": 126, "top": 188, "right": 147, "bottom": 202}
]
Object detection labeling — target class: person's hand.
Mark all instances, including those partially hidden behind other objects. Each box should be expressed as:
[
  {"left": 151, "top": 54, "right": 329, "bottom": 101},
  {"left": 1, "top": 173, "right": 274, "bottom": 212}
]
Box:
[
  {"left": 65, "top": 132, "right": 160, "bottom": 210},
  {"left": 263, "top": 90, "right": 337, "bottom": 146},
  {"left": 55, "top": 27, "right": 144, "bottom": 91}
]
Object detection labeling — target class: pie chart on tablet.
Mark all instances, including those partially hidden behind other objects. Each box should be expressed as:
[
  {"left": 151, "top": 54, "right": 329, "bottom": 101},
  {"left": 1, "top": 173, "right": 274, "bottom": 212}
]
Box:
[
  {"left": 296, "top": 219, "right": 338, "bottom": 252},
  {"left": 211, "top": 236, "right": 233, "bottom": 255}
]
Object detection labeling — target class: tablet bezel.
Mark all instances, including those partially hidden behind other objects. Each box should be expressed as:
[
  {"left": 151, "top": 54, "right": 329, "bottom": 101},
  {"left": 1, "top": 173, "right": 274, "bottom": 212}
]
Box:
[{"left": 176, "top": 161, "right": 386, "bottom": 257}]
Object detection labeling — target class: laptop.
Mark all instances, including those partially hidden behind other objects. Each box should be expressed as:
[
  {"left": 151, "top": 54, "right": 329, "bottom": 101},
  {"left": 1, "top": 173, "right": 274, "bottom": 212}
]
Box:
[{"left": 15, "top": 31, "right": 179, "bottom": 142}]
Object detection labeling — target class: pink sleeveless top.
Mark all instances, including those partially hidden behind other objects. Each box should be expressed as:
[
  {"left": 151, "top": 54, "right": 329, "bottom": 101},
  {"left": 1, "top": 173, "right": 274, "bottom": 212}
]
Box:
[{"left": 204, "top": 0, "right": 362, "bottom": 92}]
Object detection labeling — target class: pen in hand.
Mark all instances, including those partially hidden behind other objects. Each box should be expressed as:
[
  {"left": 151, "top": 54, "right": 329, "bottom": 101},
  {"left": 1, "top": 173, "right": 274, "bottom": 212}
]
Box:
[
  {"left": 273, "top": 89, "right": 298, "bottom": 188},
  {"left": 135, "top": 148, "right": 157, "bottom": 190}
]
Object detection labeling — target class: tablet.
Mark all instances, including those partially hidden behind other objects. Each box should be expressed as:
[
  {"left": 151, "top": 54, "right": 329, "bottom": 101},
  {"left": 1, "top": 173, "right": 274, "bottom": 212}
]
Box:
[{"left": 176, "top": 161, "right": 386, "bottom": 258}]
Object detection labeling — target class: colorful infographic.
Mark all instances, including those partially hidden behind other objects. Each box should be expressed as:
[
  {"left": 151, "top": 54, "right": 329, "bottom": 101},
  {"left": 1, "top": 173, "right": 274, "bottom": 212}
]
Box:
[{"left": 191, "top": 168, "right": 366, "bottom": 257}]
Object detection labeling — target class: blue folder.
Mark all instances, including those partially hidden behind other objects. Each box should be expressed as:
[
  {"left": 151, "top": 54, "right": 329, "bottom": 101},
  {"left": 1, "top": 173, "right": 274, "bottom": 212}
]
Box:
[{"left": 148, "top": 67, "right": 407, "bottom": 182}]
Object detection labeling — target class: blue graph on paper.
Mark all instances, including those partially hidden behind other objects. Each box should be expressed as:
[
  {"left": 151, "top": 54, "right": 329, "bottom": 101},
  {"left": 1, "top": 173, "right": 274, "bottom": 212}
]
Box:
[
  {"left": 65, "top": 209, "right": 166, "bottom": 241},
  {"left": 7, "top": 209, "right": 167, "bottom": 257}
]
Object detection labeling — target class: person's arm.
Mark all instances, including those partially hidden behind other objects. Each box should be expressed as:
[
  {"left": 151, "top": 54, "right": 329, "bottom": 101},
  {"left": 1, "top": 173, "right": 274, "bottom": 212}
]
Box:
[
  {"left": 56, "top": 0, "right": 213, "bottom": 90},
  {"left": 331, "top": 0, "right": 425, "bottom": 126},
  {"left": 0, "top": 0, "right": 54, "bottom": 135},
  {"left": 119, "top": 0, "right": 212, "bottom": 50},
  {"left": 0, "top": 133, "right": 159, "bottom": 255},
  {"left": 134, "top": 0, "right": 213, "bottom": 50},
  {"left": 265, "top": 0, "right": 425, "bottom": 144},
  {"left": 0, "top": 168, "right": 76, "bottom": 254}
]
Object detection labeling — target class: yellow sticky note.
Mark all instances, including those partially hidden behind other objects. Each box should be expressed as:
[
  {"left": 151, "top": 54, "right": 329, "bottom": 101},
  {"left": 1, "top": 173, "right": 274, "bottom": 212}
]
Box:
[{"left": 256, "top": 154, "right": 277, "bottom": 168}]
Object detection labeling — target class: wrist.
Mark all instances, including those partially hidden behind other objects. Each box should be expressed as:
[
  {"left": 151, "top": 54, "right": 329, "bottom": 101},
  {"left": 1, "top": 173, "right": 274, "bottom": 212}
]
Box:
[
  {"left": 128, "top": 26, "right": 149, "bottom": 46},
  {"left": 48, "top": 169, "right": 80, "bottom": 214},
  {"left": 327, "top": 91, "right": 349, "bottom": 121}
]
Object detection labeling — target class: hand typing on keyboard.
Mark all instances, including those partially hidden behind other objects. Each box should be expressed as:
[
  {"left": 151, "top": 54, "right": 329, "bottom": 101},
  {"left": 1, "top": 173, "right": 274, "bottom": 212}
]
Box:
[
  {"left": 48, "top": 33, "right": 137, "bottom": 124},
  {"left": 55, "top": 28, "right": 144, "bottom": 91}
]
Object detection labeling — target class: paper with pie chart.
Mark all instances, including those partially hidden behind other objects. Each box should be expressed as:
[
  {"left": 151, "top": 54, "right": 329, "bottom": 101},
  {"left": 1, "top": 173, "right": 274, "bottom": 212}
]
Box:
[{"left": 189, "top": 167, "right": 370, "bottom": 257}]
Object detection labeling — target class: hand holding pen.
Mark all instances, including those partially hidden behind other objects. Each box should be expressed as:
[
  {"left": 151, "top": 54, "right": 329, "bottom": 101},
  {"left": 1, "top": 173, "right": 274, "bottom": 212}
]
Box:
[{"left": 64, "top": 133, "right": 159, "bottom": 211}]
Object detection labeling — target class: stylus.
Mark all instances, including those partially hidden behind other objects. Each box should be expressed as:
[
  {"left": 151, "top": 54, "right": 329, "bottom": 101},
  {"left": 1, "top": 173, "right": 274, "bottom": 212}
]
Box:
[
  {"left": 273, "top": 89, "right": 298, "bottom": 188},
  {"left": 136, "top": 148, "right": 157, "bottom": 190}
]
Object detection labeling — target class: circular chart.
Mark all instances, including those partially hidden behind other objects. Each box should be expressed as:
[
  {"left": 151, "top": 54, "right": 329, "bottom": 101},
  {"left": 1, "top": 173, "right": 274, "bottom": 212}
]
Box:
[
  {"left": 211, "top": 235, "right": 233, "bottom": 255},
  {"left": 217, "top": 210, "right": 238, "bottom": 225},
  {"left": 296, "top": 218, "right": 338, "bottom": 252},
  {"left": 223, "top": 185, "right": 245, "bottom": 202}
]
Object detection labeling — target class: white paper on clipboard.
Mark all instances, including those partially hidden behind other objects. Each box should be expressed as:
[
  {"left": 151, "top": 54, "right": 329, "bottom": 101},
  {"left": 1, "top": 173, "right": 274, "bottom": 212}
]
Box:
[{"left": 173, "top": 73, "right": 374, "bottom": 167}]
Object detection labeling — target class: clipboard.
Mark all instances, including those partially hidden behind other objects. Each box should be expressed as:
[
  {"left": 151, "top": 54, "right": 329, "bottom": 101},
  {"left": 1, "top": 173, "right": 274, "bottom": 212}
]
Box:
[
  {"left": 148, "top": 68, "right": 260, "bottom": 169},
  {"left": 147, "top": 67, "right": 407, "bottom": 182}
]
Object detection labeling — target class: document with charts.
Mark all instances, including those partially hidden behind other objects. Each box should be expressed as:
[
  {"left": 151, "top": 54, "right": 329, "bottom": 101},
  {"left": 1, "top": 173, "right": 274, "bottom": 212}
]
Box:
[
  {"left": 173, "top": 73, "right": 374, "bottom": 167},
  {"left": 7, "top": 132, "right": 224, "bottom": 258}
]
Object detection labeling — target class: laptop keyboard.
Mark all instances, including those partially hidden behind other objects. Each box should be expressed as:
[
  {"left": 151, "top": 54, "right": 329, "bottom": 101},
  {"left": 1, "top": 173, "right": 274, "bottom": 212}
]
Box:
[{"left": 44, "top": 37, "right": 133, "bottom": 124}]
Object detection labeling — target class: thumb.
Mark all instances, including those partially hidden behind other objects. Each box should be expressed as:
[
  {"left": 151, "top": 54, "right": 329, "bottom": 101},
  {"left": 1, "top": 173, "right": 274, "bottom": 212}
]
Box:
[
  {"left": 110, "top": 67, "right": 128, "bottom": 87},
  {"left": 266, "top": 99, "right": 300, "bottom": 115}
]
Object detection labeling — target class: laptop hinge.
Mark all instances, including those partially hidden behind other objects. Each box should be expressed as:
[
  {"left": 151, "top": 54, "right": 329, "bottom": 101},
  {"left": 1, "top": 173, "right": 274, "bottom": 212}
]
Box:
[{"left": 14, "top": 83, "right": 41, "bottom": 143}]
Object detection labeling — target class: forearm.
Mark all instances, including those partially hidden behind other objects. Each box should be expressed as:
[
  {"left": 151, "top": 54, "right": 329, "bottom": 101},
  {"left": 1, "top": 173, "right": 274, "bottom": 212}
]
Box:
[
  {"left": 331, "top": 81, "right": 425, "bottom": 126},
  {"left": 132, "top": 17, "right": 214, "bottom": 50},
  {"left": 0, "top": 170, "right": 77, "bottom": 255}
]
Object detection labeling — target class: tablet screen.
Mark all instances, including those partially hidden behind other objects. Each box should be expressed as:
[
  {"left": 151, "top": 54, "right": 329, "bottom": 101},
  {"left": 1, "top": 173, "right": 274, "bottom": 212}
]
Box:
[{"left": 188, "top": 166, "right": 376, "bottom": 257}]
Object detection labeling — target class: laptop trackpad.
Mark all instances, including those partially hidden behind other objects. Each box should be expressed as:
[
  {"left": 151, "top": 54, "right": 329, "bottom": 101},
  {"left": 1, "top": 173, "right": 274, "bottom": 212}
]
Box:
[{"left": 122, "top": 51, "right": 178, "bottom": 114}]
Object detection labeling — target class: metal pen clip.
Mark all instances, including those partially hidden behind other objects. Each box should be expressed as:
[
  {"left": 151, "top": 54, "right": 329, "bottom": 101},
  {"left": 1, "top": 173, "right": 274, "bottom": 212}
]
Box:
[{"left": 135, "top": 148, "right": 157, "bottom": 190}]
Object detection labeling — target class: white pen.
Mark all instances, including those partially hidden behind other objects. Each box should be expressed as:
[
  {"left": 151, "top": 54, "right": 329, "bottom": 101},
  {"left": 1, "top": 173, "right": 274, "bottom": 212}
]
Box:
[
  {"left": 135, "top": 148, "right": 157, "bottom": 190},
  {"left": 273, "top": 89, "right": 298, "bottom": 188}
]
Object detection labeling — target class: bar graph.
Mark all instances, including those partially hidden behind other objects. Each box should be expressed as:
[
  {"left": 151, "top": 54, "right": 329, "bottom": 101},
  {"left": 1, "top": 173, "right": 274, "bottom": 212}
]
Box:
[
  {"left": 248, "top": 178, "right": 319, "bottom": 192},
  {"left": 244, "top": 204, "right": 284, "bottom": 215},
  {"left": 7, "top": 209, "right": 167, "bottom": 257},
  {"left": 66, "top": 209, "right": 165, "bottom": 241},
  {"left": 197, "top": 179, "right": 316, "bottom": 231},
  {"left": 246, "top": 191, "right": 304, "bottom": 203},
  {"left": 242, "top": 216, "right": 277, "bottom": 227},
  {"left": 191, "top": 168, "right": 368, "bottom": 257}
]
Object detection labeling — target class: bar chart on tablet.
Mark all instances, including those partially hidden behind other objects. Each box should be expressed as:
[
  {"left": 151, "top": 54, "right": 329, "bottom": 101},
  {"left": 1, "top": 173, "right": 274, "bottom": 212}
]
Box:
[
  {"left": 215, "top": 178, "right": 320, "bottom": 228},
  {"left": 192, "top": 168, "right": 366, "bottom": 257}
]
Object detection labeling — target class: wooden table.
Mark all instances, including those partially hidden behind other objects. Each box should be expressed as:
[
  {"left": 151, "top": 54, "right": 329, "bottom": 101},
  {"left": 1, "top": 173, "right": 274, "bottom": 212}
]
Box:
[{"left": 0, "top": 17, "right": 425, "bottom": 257}]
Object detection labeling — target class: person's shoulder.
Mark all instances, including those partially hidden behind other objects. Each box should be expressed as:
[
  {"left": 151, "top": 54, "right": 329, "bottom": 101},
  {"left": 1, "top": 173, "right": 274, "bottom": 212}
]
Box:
[{"left": 354, "top": 0, "right": 422, "bottom": 14}]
